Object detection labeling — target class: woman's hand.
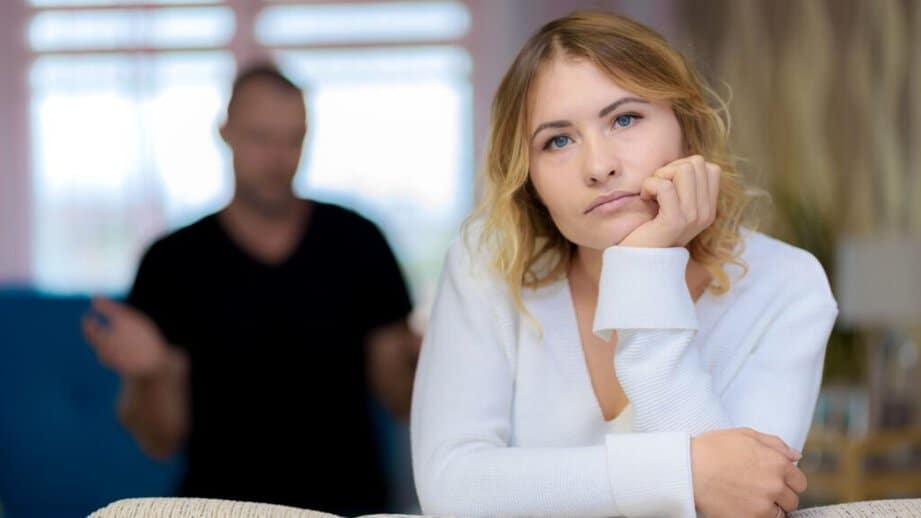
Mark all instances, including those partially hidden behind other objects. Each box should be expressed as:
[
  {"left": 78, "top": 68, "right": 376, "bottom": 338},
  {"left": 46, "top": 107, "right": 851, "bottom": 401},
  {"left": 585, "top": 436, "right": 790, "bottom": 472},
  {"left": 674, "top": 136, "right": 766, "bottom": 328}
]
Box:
[
  {"left": 691, "top": 428, "right": 808, "bottom": 518},
  {"left": 619, "top": 155, "right": 721, "bottom": 248}
]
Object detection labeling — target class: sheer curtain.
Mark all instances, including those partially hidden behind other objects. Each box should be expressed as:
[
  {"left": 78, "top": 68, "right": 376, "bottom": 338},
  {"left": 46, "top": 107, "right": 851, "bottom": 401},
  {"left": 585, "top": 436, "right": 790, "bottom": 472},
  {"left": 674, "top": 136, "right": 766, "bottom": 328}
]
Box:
[
  {"left": 27, "top": 0, "right": 474, "bottom": 310},
  {"left": 28, "top": 2, "right": 236, "bottom": 293}
]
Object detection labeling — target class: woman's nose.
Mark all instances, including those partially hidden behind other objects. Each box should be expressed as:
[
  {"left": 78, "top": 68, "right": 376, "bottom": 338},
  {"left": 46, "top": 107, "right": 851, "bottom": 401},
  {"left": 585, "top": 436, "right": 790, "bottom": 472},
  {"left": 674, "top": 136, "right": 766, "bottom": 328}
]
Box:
[{"left": 583, "top": 136, "right": 619, "bottom": 186}]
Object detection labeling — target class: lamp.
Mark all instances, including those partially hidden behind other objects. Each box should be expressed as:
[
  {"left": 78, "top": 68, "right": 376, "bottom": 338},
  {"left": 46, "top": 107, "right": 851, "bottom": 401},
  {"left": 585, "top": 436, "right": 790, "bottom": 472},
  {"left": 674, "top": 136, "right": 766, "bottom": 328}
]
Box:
[{"left": 835, "top": 236, "right": 921, "bottom": 431}]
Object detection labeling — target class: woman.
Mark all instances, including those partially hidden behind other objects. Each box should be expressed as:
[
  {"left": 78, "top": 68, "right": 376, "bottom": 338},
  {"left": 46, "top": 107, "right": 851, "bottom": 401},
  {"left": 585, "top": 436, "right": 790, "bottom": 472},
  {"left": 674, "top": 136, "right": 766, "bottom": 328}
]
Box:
[{"left": 411, "top": 11, "right": 838, "bottom": 518}]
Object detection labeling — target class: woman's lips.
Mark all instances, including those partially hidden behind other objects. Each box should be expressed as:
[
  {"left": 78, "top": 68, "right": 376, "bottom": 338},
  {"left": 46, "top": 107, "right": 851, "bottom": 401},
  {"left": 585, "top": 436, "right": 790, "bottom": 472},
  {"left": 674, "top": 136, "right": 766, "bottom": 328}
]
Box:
[{"left": 588, "top": 193, "right": 640, "bottom": 214}]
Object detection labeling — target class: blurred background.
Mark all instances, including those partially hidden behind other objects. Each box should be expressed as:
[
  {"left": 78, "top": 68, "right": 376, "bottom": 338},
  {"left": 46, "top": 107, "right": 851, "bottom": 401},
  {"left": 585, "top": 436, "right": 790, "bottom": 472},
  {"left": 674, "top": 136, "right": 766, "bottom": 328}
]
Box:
[{"left": 0, "top": 0, "right": 918, "bottom": 516}]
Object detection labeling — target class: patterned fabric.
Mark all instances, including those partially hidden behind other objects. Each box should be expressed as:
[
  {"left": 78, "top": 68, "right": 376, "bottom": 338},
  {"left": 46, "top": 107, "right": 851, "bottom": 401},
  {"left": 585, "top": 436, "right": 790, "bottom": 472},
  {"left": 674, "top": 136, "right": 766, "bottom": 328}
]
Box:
[
  {"left": 790, "top": 499, "right": 921, "bottom": 517},
  {"left": 91, "top": 496, "right": 921, "bottom": 517},
  {"left": 88, "top": 498, "right": 339, "bottom": 518},
  {"left": 88, "top": 498, "right": 446, "bottom": 518}
]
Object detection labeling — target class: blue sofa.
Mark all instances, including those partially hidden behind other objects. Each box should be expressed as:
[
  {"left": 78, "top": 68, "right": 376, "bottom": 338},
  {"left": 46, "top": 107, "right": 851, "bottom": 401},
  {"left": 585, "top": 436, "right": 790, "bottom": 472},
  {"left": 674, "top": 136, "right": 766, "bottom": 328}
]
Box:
[
  {"left": 0, "top": 288, "right": 417, "bottom": 517},
  {"left": 0, "top": 288, "right": 183, "bottom": 518}
]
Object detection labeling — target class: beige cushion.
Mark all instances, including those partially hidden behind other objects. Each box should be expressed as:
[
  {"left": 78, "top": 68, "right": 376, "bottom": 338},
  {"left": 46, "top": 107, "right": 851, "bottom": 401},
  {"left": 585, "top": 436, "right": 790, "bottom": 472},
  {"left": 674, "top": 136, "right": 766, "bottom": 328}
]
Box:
[
  {"left": 88, "top": 498, "right": 341, "bottom": 518},
  {"left": 94, "top": 497, "right": 921, "bottom": 518},
  {"left": 790, "top": 499, "right": 921, "bottom": 517},
  {"left": 87, "top": 498, "right": 447, "bottom": 518}
]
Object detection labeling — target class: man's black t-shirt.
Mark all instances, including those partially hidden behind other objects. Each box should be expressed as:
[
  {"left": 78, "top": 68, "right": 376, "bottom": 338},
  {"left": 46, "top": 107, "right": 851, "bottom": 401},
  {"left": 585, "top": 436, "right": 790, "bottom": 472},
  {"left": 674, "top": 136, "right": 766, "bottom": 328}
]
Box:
[{"left": 127, "top": 201, "right": 412, "bottom": 514}]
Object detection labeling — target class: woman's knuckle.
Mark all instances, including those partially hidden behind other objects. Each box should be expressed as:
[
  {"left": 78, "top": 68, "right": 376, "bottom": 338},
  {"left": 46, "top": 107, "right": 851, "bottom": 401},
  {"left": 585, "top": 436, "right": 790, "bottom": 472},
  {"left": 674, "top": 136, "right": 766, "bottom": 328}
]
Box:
[{"left": 770, "top": 479, "right": 787, "bottom": 497}]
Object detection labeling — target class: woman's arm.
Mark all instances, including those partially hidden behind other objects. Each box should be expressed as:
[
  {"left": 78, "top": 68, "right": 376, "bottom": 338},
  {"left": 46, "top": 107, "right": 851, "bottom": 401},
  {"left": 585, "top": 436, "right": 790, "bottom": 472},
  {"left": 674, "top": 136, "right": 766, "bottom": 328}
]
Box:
[
  {"left": 593, "top": 244, "right": 835, "bottom": 516},
  {"left": 595, "top": 245, "right": 836, "bottom": 447},
  {"left": 600, "top": 156, "right": 837, "bottom": 448},
  {"left": 412, "top": 237, "right": 698, "bottom": 517}
]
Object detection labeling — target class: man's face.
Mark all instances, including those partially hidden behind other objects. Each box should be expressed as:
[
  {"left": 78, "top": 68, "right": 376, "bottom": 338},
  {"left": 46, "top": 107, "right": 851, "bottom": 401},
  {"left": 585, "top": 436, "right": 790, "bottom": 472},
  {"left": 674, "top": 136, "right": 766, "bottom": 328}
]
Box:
[{"left": 221, "top": 80, "right": 307, "bottom": 213}]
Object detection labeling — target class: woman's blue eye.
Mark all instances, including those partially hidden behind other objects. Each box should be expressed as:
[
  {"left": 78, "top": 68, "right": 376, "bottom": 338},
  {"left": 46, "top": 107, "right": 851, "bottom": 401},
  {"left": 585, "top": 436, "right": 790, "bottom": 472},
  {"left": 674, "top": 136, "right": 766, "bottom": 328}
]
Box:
[
  {"left": 545, "top": 135, "right": 572, "bottom": 150},
  {"left": 614, "top": 114, "right": 636, "bottom": 128}
]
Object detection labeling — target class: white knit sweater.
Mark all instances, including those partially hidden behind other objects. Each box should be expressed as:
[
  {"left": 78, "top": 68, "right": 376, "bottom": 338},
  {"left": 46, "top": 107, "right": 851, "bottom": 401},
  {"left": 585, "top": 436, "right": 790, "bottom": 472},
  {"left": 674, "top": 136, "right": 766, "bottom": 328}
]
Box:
[{"left": 410, "top": 227, "right": 838, "bottom": 517}]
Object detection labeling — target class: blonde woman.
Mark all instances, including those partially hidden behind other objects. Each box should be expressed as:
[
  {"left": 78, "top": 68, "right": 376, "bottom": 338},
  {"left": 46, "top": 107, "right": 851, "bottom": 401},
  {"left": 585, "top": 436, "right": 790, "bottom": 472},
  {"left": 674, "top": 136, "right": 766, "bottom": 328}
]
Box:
[{"left": 410, "top": 11, "right": 838, "bottom": 518}]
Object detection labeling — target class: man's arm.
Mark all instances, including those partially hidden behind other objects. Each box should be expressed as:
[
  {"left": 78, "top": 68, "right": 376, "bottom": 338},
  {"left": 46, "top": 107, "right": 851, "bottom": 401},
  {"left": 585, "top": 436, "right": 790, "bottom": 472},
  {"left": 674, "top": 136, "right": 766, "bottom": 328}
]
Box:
[
  {"left": 84, "top": 297, "right": 190, "bottom": 460},
  {"left": 365, "top": 318, "right": 421, "bottom": 421},
  {"left": 117, "top": 345, "right": 189, "bottom": 460}
]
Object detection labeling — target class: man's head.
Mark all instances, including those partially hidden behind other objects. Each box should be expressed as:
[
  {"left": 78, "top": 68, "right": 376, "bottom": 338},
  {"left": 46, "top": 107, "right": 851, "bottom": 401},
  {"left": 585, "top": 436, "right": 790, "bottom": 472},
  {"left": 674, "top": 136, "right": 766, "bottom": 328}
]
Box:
[{"left": 220, "top": 64, "right": 307, "bottom": 217}]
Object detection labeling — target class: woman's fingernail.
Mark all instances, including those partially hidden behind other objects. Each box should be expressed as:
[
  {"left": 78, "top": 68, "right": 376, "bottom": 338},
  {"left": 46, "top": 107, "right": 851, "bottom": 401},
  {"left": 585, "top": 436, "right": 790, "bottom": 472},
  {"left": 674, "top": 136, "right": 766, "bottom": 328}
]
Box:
[{"left": 790, "top": 448, "right": 802, "bottom": 460}]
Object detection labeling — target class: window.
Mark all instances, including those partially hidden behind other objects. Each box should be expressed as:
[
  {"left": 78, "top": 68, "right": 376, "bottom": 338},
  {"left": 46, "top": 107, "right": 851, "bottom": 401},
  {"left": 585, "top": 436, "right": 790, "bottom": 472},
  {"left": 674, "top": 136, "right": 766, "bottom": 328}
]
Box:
[
  {"left": 255, "top": 1, "right": 470, "bottom": 45},
  {"left": 29, "top": 6, "right": 234, "bottom": 50},
  {"left": 27, "top": 1, "right": 473, "bottom": 308},
  {"left": 278, "top": 44, "right": 472, "bottom": 309},
  {"left": 28, "top": 2, "right": 235, "bottom": 292}
]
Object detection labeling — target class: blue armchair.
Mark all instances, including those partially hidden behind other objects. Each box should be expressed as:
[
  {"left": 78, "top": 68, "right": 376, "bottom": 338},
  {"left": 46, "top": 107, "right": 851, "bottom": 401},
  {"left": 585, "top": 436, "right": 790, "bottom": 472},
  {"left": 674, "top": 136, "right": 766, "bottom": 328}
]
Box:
[{"left": 0, "top": 288, "right": 183, "bottom": 518}]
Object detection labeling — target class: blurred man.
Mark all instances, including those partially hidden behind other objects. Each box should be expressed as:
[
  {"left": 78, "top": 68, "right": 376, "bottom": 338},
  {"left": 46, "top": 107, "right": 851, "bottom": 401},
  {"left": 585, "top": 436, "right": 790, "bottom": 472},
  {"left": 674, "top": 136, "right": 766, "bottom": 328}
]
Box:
[{"left": 83, "top": 64, "right": 420, "bottom": 515}]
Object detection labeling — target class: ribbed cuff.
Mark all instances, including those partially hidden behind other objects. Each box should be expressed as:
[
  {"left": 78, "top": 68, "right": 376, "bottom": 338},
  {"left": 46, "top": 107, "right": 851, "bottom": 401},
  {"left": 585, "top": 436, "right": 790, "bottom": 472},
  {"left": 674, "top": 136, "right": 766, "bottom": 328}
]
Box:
[
  {"left": 605, "top": 432, "right": 696, "bottom": 518},
  {"left": 593, "top": 246, "right": 698, "bottom": 340}
]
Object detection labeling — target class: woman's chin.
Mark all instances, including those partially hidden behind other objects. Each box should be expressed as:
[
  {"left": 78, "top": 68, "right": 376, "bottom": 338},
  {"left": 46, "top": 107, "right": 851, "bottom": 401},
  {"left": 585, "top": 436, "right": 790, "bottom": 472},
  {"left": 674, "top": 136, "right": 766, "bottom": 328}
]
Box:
[
  {"left": 595, "top": 212, "right": 651, "bottom": 247},
  {"left": 557, "top": 210, "right": 654, "bottom": 251}
]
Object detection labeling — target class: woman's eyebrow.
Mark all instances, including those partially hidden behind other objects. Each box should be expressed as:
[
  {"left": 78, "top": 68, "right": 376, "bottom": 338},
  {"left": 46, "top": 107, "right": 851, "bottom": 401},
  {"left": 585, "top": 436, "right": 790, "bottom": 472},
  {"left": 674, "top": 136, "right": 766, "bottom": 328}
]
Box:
[
  {"left": 598, "top": 97, "right": 649, "bottom": 118},
  {"left": 531, "top": 97, "right": 650, "bottom": 143},
  {"left": 530, "top": 120, "right": 573, "bottom": 142}
]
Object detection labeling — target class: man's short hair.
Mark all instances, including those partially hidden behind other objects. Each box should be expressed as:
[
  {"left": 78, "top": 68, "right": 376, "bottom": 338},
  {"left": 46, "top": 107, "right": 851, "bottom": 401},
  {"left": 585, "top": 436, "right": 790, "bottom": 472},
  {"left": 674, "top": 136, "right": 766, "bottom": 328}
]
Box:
[{"left": 227, "top": 63, "right": 303, "bottom": 119}]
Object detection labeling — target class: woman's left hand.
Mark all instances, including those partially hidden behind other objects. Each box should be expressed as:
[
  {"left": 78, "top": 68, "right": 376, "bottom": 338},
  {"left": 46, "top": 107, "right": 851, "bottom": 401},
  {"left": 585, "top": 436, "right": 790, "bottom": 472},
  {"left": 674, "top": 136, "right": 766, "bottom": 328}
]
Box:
[{"left": 619, "top": 155, "right": 721, "bottom": 248}]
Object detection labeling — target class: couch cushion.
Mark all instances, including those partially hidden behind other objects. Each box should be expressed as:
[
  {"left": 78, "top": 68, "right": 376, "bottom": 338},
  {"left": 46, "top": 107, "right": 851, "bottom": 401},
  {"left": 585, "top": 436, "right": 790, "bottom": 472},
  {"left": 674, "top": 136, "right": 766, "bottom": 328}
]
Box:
[
  {"left": 90, "top": 497, "right": 339, "bottom": 518},
  {"left": 790, "top": 498, "right": 921, "bottom": 517},
  {"left": 89, "top": 497, "right": 444, "bottom": 518}
]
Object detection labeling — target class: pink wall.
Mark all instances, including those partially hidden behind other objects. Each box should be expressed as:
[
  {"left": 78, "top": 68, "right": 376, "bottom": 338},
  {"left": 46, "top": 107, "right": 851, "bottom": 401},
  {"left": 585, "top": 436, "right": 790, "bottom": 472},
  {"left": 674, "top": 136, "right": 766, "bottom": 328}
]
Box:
[{"left": 0, "top": 0, "right": 31, "bottom": 284}]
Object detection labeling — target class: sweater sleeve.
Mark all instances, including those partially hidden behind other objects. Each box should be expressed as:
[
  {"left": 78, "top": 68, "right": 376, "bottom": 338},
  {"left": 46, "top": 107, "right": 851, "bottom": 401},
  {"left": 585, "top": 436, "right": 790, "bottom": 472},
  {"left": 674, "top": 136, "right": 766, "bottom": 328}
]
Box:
[
  {"left": 411, "top": 237, "right": 696, "bottom": 517},
  {"left": 592, "top": 245, "right": 837, "bottom": 516},
  {"left": 412, "top": 237, "right": 617, "bottom": 517}
]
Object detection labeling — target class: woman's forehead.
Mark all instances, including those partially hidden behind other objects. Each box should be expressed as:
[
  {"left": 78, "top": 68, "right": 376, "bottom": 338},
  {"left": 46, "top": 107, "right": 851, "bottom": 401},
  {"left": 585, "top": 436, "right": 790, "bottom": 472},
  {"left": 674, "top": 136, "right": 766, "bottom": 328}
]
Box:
[{"left": 526, "top": 58, "right": 649, "bottom": 124}]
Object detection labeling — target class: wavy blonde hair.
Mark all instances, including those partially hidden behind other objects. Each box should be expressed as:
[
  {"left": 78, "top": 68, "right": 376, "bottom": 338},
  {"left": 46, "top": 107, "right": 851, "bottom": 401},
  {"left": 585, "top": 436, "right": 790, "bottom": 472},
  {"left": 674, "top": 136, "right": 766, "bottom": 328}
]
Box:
[{"left": 468, "top": 10, "right": 754, "bottom": 315}]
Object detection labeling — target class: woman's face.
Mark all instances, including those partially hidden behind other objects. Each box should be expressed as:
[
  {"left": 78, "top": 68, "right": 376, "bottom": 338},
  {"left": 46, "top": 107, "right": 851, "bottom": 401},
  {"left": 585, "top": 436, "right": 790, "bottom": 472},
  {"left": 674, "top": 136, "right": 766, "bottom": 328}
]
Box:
[{"left": 527, "top": 57, "right": 685, "bottom": 250}]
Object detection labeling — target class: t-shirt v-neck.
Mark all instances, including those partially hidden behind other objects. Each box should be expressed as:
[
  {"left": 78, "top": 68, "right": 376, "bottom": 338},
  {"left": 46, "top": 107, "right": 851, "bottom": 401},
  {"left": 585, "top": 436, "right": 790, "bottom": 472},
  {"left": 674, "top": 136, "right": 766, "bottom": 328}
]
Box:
[{"left": 210, "top": 203, "right": 318, "bottom": 272}]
